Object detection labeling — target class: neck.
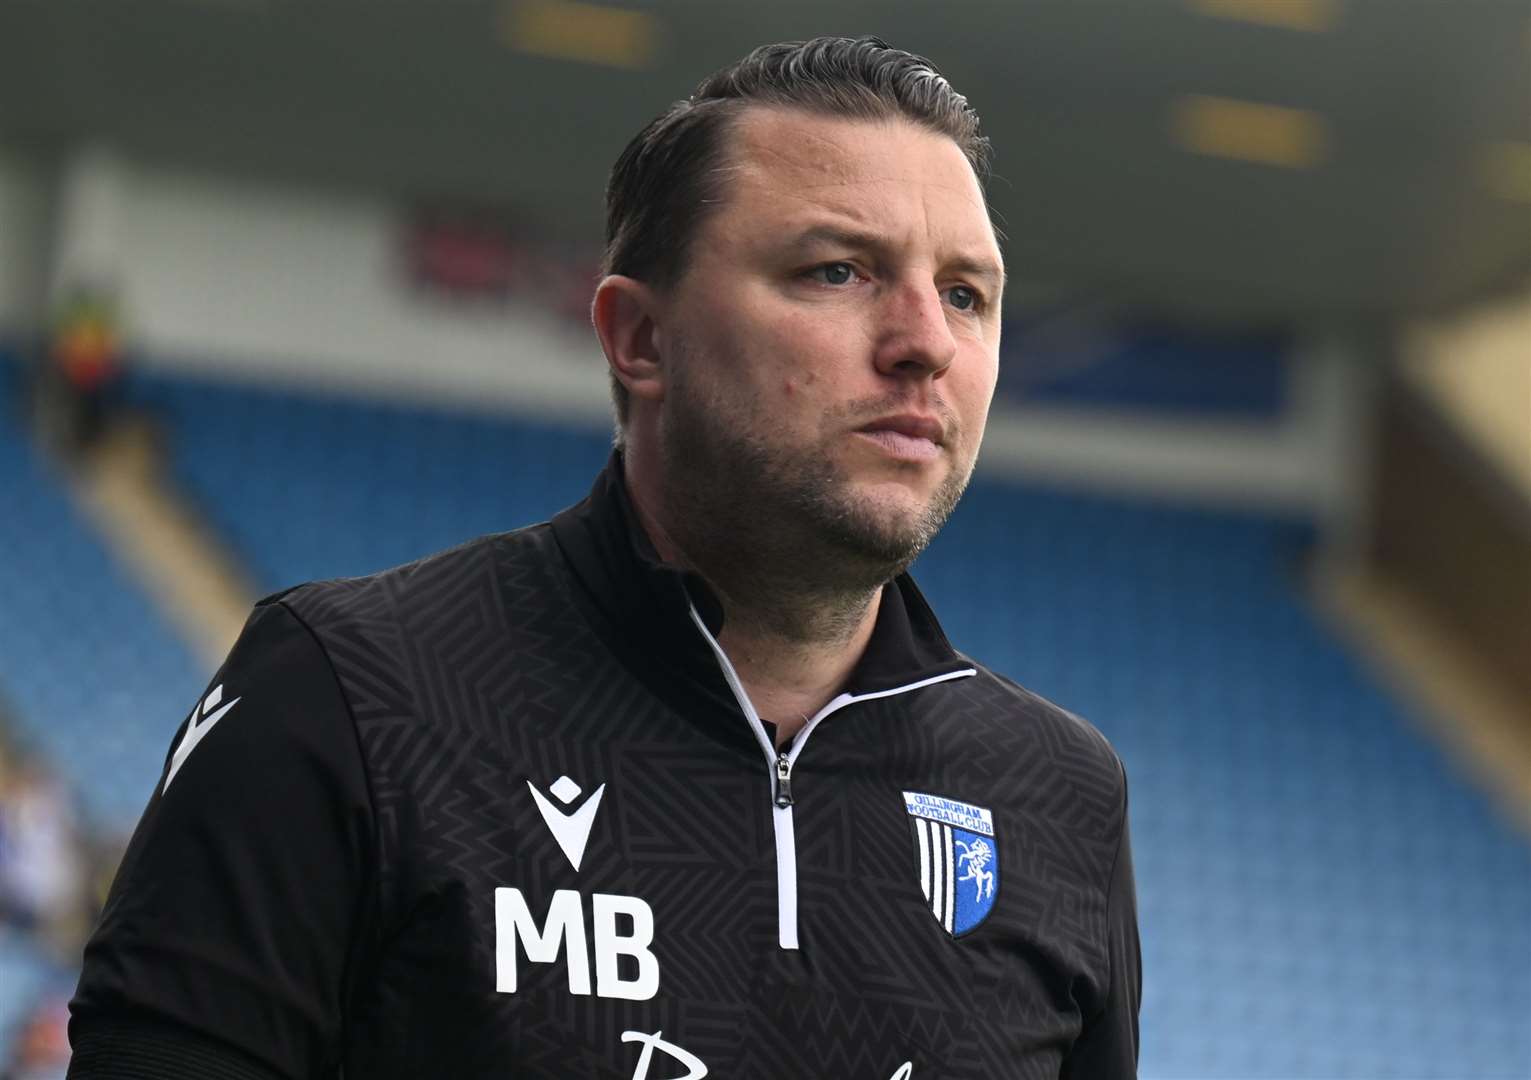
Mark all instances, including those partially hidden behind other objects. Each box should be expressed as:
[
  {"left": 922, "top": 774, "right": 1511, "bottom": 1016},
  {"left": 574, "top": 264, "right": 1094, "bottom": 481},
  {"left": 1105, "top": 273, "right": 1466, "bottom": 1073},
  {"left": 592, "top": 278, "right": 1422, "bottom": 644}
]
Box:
[
  {"left": 712, "top": 581, "right": 881, "bottom": 749},
  {"left": 623, "top": 444, "right": 883, "bottom": 746}
]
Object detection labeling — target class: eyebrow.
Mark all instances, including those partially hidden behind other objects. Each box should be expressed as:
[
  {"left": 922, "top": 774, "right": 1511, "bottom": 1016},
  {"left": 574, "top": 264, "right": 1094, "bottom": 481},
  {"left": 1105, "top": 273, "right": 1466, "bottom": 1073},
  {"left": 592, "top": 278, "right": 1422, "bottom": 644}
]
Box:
[{"left": 783, "top": 224, "right": 1008, "bottom": 292}]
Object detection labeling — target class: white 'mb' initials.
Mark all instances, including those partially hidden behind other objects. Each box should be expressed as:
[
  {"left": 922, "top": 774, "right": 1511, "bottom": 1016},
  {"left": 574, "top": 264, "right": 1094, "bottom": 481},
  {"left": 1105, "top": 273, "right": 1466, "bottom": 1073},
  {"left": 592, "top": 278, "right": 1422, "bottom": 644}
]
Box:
[{"left": 495, "top": 888, "right": 659, "bottom": 1000}]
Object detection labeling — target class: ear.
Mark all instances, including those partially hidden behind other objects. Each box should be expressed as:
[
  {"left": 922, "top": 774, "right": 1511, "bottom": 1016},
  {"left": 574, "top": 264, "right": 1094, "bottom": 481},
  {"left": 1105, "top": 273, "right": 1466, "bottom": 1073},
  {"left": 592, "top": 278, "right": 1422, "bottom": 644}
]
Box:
[{"left": 592, "top": 275, "right": 666, "bottom": 408}]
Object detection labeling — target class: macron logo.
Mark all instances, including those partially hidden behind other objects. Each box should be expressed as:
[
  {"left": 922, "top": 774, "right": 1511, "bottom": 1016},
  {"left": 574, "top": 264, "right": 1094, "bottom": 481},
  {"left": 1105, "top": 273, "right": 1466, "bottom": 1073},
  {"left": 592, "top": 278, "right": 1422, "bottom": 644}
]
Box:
[
  {"left": 163, "top": 684, "right": 241, "bottom": 794},
  {"left": 528, "top": 775, "right": 605, "bottom": 871}
]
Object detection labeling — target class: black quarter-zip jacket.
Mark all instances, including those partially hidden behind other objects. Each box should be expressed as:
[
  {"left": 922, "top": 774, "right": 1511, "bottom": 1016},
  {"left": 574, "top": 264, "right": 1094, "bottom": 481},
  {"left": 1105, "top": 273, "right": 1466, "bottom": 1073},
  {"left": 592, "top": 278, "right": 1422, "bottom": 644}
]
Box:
[{"left": 70, "top": 455, "right": 1140, "bottom": 1079}]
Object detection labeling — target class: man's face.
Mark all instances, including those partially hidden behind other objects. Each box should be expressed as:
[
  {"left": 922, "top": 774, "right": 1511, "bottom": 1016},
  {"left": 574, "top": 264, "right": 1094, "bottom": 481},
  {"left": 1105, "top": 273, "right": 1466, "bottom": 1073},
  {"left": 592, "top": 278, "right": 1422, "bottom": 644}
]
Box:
[{"left": 655, "top": 107, "right": 1003, "bottom": 579}]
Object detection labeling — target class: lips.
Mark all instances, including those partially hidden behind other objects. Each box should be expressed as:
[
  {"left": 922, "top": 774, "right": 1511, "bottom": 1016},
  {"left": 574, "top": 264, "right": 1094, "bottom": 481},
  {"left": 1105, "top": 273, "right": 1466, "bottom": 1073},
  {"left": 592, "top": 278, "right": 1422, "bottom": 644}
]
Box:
[
  {"left": 853, "top": 413, "right": 947, "bottom": 464},
  {"left": 856, "top": 414, "right": 946, "bottom": 446}
]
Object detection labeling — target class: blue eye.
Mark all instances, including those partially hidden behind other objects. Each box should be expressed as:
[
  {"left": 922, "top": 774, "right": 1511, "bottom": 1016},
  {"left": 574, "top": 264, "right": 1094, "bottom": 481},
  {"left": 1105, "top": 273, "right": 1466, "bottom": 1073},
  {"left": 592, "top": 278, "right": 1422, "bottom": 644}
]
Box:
[
  {"left": 813, "top": 263, "right": 855, "bottom": 285},
  {"left": 947, "top": 285, "right": 978, "bottom": 311}
]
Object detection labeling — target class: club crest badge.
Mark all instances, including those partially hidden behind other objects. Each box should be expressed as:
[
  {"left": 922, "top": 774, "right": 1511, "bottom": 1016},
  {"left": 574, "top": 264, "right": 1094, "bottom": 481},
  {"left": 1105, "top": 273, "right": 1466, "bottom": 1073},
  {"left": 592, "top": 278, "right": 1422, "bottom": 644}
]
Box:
[{"left": 902, "top": 791, "right": 998, "bottom": 937}]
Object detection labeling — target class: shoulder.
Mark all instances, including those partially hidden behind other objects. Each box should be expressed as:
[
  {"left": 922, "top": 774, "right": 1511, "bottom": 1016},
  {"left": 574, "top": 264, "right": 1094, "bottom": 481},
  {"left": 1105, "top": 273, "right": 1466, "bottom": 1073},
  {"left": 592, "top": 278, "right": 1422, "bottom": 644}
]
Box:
[
  {"left": 264, "top": 525, "right": 567, "bottom": 722},
  {"left": 154, "top": 599, "right": 367, "bottom": 801},
  {"left": 273, "top": 523, "right": 561, "bottom": 635},
  {"left": 952, "top": 661, "right": 1128, "bottom": 816},
  {"left": 75, "top": 603, "right": 375, "bottom": 1080}
]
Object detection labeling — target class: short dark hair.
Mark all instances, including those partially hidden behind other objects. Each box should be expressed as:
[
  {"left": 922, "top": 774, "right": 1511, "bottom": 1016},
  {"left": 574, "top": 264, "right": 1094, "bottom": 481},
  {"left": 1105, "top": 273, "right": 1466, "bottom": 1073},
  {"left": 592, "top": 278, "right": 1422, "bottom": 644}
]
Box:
[{"left": 601, "top": 36, "right": 993, "bottom": 428}]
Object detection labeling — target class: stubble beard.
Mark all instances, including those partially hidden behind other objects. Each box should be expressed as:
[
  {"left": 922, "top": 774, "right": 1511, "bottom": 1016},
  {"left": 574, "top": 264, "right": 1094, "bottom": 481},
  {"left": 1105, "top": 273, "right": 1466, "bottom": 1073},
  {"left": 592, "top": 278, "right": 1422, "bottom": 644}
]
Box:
[{"left": 657, "top": 352, "right": 975, "bottom": 624}]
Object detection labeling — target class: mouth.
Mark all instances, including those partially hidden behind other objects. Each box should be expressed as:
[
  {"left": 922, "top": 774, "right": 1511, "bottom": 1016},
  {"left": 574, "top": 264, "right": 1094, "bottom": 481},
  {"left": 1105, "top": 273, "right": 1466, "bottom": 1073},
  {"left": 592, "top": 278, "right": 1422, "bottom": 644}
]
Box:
[{"left": 854, "top": 414, "right": 946, "bottom": 462}]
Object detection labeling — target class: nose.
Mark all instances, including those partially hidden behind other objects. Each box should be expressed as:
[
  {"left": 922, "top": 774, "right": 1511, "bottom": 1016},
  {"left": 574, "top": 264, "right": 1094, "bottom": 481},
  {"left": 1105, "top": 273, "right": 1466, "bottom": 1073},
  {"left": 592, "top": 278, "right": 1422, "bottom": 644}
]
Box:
[{"left": 872, "top": 280, "right": 958, "bottom": 381}]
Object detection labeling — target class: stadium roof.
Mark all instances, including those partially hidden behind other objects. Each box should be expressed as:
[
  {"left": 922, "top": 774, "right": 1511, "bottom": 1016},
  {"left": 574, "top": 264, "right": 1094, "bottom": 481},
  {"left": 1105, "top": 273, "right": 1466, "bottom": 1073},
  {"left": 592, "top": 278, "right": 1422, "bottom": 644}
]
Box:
[{"left": 0, "top": 0, "right": 1525, "bottom": 323}]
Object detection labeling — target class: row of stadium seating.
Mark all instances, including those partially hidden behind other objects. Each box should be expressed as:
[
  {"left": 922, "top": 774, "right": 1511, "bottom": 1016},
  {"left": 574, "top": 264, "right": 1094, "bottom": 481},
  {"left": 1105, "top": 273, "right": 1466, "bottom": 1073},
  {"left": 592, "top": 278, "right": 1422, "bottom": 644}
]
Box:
[
  {"left": 0, "top": 354, "right": 1525, "bottom": 1075},
  {"left": 0, "top": 360, "right": 202, "bottom": 826},
  {"left": 998, "top": 321, "right": 1289, "bottom": 418}
]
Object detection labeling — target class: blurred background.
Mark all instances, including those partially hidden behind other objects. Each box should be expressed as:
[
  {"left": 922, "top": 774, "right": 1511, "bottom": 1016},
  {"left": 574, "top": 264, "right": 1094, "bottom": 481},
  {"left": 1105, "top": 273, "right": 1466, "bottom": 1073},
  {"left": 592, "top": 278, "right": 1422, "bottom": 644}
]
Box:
[{"left": 0, "top": 1, "right": 1528, "bottom": 1076}]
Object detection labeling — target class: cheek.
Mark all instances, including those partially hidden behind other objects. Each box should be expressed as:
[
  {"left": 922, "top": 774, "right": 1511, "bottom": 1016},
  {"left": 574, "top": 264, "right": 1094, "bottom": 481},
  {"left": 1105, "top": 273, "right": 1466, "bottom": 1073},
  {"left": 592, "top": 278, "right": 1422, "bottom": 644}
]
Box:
[
  {"left": 783, "top": 368, "right": 819, "bottom": 398},
  {"left": 764, "top": 311, "right": 846, "bottom": 399},
  {"left": 951, "top": 353, "right": 999, "bottom": 442}
]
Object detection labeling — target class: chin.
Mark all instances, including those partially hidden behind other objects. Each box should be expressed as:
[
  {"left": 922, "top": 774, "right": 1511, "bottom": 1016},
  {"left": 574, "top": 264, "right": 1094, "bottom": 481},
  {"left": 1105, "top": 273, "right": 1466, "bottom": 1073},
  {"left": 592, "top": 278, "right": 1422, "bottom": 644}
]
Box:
[
  {"left": 831, "top": 488, "right": 941, "bottom": 559},
  {"left": 850, "top": 473, "right": 941, "bottom": 513}
]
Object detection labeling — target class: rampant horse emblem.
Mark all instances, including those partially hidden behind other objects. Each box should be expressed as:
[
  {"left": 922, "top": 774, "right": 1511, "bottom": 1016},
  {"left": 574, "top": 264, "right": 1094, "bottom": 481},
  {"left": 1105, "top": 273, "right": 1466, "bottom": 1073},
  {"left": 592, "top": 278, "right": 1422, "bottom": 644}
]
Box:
[
  {"left": 902, "top": 791, "right": 999, "bottom": 937},
  {"left": 955, "top": 838, "right": 995, "bottom": 903}
]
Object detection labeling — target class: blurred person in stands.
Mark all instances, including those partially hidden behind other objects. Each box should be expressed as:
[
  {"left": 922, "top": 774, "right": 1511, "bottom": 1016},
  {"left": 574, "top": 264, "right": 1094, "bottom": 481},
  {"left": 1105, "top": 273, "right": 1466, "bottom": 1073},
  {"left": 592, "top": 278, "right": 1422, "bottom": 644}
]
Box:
[
  {"left": 68, "top": 37, "right": 1138, "bottom": 1079},
  {"left": 0, "top": 744, "right": 84, "bottom": 954},
  {"left": 2, "top": 998, "right": 71, "bottom": 1080},
  {"left": 32, "top": 284, "right": 123, "bottom": 458}
]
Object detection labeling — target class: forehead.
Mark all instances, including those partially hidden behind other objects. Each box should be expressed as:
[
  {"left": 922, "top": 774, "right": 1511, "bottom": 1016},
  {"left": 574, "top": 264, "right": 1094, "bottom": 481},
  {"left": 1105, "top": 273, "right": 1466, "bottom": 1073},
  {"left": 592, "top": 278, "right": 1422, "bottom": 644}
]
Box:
[{"left": 704, "top": 106, "right": 1000, "bottom": 257}]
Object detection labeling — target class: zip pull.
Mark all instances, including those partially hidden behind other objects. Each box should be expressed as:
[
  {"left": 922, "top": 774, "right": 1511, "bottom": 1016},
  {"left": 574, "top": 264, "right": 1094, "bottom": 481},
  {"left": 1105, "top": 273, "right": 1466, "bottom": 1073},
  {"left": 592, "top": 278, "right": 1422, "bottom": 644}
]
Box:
[{"left": 774, "top": 752, "right": 794, "bottom": 807}]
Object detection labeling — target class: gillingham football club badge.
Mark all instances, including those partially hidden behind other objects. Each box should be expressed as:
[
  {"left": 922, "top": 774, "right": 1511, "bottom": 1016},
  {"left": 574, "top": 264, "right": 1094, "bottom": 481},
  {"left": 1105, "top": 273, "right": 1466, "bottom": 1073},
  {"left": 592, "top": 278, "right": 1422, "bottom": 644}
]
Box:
[{"left": 902, "top": 791, "right": 998, "bottom": 936}]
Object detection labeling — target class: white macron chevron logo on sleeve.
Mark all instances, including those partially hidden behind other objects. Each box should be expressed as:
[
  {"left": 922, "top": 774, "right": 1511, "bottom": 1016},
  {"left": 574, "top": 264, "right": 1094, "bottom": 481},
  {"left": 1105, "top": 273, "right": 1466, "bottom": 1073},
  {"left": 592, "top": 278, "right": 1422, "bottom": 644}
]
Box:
[{"left": 163, "top": 684, "right": 242, "bottom": 794}]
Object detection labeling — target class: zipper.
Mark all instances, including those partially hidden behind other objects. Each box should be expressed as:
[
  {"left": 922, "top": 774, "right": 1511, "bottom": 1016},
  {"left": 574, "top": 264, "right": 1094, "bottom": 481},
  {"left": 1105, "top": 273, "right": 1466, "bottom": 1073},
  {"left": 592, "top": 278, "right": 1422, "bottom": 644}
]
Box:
[
  {"left": 774, "top": 752, "right": 793, "bottom": 807},
  {"left": 686, "top": 602, "right": 975, "bottom": 950}
]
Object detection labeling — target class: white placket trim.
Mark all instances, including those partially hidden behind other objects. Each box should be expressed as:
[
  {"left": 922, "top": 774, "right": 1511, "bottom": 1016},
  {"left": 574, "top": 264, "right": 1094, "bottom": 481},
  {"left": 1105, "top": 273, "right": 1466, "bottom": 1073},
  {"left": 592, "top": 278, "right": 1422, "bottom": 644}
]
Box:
[{"left": 687, "top": 603, "right": 976, "bottom": 950}]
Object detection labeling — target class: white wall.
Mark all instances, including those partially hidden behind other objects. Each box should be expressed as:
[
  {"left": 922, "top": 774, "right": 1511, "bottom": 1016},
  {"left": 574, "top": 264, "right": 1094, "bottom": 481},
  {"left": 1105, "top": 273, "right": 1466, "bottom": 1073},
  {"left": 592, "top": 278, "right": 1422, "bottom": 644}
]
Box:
[{"left": 120, "top": 165, "right": 612, "bottom": 427}]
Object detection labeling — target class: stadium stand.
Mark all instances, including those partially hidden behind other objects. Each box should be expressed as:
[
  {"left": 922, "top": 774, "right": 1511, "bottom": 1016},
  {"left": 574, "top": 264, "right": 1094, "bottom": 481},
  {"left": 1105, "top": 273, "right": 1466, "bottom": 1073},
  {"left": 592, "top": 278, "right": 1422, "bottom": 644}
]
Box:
[
  {"left": 0, "top": 358, "right": 1525, "bottom": 1076},
  {"left": 122, "top": 370, "right": 613, "bottom": 589},
  {"left": 0, "top": 352, "right": 200, "bottom": 1065},
  {"left": 998, "top": 321, "right": 1290, "bottom": 418},
  {"left": 0, "top": 358, "right": 202, "bottom": 828}
]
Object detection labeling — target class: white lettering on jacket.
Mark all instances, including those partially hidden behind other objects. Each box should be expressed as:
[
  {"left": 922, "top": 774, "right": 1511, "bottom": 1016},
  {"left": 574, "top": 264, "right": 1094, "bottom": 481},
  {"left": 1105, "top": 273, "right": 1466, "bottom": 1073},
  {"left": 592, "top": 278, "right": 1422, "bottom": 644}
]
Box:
[{"left": 494, "top": 888, "right": 659, "bottom": 1000}]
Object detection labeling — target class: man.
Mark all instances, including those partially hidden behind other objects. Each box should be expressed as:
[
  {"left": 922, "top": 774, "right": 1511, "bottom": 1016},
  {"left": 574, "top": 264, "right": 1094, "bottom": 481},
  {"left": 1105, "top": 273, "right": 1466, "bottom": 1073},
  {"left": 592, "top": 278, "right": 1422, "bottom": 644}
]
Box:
[{"left": 69, "top": 37, "right": 1139, "bottom": 1079}]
